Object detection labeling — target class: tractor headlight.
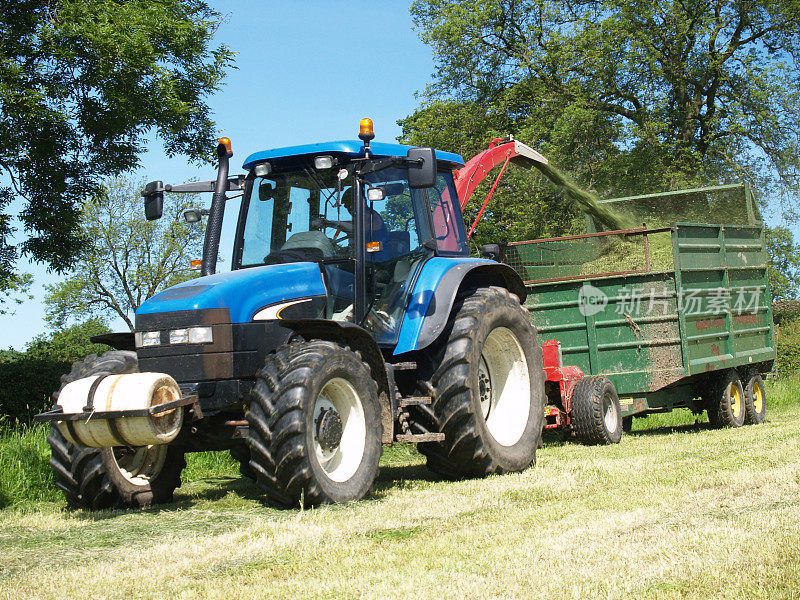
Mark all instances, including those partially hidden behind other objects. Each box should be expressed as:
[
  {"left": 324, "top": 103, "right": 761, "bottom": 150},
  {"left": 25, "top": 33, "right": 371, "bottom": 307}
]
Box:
[
  {"left": 168, "top": 326, "right": 213, "bottom": 344},
  {"left": 254, "top": 162, "right": 272, "bottom": 177},
  {"left": 136, "top": 326, "right": 214, "bottom": 347},
  {"left": 314, "top": 155, "right": 334, "bottom": 170},
  {"left": 137, "top": 331, "right": 161, "bottom": 347},
  {"left": 169, "top": 329, "right": 189, "bottom": 344},
  {"left": 188, "top": 326, "right": 213, "bottom": 344}
]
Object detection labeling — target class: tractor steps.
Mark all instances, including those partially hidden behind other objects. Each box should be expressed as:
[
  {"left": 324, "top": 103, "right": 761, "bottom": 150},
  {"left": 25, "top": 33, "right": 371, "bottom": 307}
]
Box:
[
  {"left": 399, "top": 396, "right": 433, "bottom": 407},
  {"left": 395, "top": 432, "right": 444, "bottom": 443},
  {"left": 390, "top": 361, "right": 418, "bottom": 371}
]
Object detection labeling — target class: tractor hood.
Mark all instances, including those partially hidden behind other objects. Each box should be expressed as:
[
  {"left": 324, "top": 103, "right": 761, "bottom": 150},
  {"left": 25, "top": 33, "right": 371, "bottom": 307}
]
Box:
[{"left": 135, "top": 262, "right": 327, "bottom": 324}]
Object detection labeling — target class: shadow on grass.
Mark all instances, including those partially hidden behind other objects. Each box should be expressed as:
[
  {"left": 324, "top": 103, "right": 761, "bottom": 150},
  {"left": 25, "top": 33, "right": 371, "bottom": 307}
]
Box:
[
  {"left": 71, "top": 475, "right": 269, "bottom": 521},
  {"left": 73, "top": 462, "right": 444, "bottom": 517},
  {"left": 539, "top": 419, "right": 712, "bottom": 446},
  {"left": 626, "top": 421, "right": 709, "bottom": 437},
  {"left": 376, "top": 462, "right": 440, "bottom": 486}
]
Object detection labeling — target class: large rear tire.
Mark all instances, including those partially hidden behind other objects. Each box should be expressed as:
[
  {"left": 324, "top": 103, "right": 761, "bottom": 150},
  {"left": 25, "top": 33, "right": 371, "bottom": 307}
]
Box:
[
  {"left": 571, "top": 376, "right": 622, "bottom": 445},
  {"left": 706, "top": 369, "right": 746, "bottom": 428},
  {"left": 419, "top": 286, "right": 545, "bottom": 478},
  {"left": 47, "top": 351, "right": 186, "bottom": 509},
  {"left": 246, "top": 340, "right": 382, "bottom": 508}
]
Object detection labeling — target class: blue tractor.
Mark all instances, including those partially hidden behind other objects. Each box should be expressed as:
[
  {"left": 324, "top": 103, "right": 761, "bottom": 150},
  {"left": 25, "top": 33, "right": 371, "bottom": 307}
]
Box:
[{"left": 39, "top": 120, "right": 545, "bottom": 508}]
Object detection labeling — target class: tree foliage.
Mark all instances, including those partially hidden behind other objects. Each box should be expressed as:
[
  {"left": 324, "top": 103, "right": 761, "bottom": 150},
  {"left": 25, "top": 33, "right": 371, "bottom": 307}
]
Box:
[
  {"left": 44, "top": 177, "right": 205, "bottom": 331},
  {"left": 0, "top": 0, "right": 233, "bottom": 296},
  {"left": 403, "top": 0, "right": 800, "bottom": 237},
  {"left": 766, "top": 225, "right": 800, "bottom": 300}
]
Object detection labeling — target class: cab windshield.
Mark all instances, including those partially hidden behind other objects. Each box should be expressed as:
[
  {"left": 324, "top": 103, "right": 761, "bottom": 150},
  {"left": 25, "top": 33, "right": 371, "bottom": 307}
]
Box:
[{"left": 236, "top": 162, "right": 433, "bottom": 267}]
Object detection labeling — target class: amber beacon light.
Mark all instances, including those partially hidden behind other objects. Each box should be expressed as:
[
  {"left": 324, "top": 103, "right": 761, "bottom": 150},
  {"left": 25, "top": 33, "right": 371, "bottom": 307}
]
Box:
[
  {"left": 218, "top": 137, "right": 233, "bottom": 157},
  {"left": 358, "top": 118, "right": 375, "bottom": 142}
]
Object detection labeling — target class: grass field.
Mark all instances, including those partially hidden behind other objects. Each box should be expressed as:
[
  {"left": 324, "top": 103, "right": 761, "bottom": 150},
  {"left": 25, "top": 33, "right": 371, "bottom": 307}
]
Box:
[{"left": 1, "top": 378, "right": 799, "bottom": 599}]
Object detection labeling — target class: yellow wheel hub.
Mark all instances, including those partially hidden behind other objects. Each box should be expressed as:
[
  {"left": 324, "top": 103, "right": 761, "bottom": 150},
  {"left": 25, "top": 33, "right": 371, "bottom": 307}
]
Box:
[
  {"left": 731, "top": 385, "right": 743, "bottom": 419},
  {"left": 753, "top": 385, "right": 764, "bottom": 414}
]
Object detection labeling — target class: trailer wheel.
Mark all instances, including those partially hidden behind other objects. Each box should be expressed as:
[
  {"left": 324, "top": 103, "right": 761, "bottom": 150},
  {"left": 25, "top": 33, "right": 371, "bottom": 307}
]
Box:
[
  {"left": 246, "top": 340, "right": 382, "bottom": 508},
  {"left": 570, "top": 376, "right": 622, "bottom": 445},
  {"left": 419, "top": 286, "right": 544, "bottom": 478},
  {"left": 230, "top": 443, "right": 256, "bottom": 480},
  {"left": 622, "top": 416, "right": 633, "bottom": 434},
  {"left": 47, "top": 351, "right": 186, "bottom": 509},
  {"left": 743, "top": 370, "right": 767, "bottom": 425},
  {"left": 706, "top": 369, "right": 746, "bottom": 428}
]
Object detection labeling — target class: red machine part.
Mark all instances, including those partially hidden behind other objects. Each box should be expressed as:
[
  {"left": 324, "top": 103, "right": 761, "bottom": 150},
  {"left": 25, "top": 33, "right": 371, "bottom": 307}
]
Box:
[
  {"left": 457, "top": 140, "right": 583, "bottom": 429},
  {"left": 541, "top": 339, "right": 583, "bottom": 430},
  {"left": 454, "top": 136, "right": 550, "bottom": 238}
]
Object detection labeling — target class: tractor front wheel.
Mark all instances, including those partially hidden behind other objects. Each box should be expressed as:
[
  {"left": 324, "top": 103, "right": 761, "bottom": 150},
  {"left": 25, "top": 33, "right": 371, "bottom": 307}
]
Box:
[
  {"left": 47, "top": 351, "right": 186, "bottom": 509},
  {"left": 246, "top": 340, "right": 382, "bottom": 508},
  {"left": 420, "top": 286, "right": 545, "bottom": 478}
]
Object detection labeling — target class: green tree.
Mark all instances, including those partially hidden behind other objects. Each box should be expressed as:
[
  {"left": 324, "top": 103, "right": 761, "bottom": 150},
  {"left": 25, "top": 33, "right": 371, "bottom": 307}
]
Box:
[
  {"left": 0, "top": 271, "right": 32, "bottom": 316},
  {"left": 404, "top": 0, "right": 800, "bottom": 221},
  {"left": 25, "top": 318, "right": 111, "bottom": 363},
  {"left": 766, "top": 225, "right": 800, "bottom": 301},
  {"left": 0, "top": 1, "right": 233, "bottom": 304},
  {"left": 44, "top": 177, "right": 205, "bottom": 331}
]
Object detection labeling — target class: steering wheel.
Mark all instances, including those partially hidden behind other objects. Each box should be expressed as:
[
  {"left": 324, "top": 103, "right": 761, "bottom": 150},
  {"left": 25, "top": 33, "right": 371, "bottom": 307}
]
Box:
[{"left": 312, "top": 216, "right": 354, "bottom": 235}]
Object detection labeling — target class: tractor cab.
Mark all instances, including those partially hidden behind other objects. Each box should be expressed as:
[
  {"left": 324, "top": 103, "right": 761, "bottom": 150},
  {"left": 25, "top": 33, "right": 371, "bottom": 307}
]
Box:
[{"left": 235, "top": 136, "right": 468, "bottom": 345}]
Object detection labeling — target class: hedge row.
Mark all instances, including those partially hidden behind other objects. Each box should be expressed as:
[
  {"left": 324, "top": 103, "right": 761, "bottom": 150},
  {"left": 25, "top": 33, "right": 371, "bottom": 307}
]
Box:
[
  {"left": 0, "top": 320, "right": 111, "bottom": 426},
  {"left": 0, "top": 355, "right": 71, "bottom": 425}
]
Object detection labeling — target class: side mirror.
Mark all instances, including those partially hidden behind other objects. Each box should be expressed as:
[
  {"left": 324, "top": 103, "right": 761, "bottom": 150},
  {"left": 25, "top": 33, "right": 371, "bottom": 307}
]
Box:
[
  {"left": 480, "top": 243, "right": 501, "bottom": 260},
  {"left": 142, "top": 181, "right": 165, "bottom": 221},
  {"left": 407, "top": 147, "right": 437, "bottom": 189}
]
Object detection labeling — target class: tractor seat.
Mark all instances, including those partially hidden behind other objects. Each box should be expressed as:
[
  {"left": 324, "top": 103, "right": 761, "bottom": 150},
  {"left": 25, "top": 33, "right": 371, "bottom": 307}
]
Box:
[
  {"left": 282, "top": 231, "right": 337, "bottom": 257},
  {"left": 263, "top": 231, "right": 336, "bottom": 265}
]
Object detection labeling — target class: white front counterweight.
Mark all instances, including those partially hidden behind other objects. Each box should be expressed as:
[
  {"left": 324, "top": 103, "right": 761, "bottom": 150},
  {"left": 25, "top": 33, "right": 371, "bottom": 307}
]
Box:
[{"left": 56, "top": 373, "right": 184, "bottom": 447}]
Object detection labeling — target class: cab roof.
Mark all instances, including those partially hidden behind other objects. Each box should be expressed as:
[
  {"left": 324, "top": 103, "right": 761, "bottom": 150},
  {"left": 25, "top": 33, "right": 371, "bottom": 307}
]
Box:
[{"left": 242, "top": 140, "right": 465, "bottom": 171}]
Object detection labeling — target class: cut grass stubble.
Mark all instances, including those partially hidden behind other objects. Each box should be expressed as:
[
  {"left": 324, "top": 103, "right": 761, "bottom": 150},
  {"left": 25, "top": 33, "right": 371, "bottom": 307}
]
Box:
[{"left": 1, "top": 379, "right": 799, "bottom": 599}]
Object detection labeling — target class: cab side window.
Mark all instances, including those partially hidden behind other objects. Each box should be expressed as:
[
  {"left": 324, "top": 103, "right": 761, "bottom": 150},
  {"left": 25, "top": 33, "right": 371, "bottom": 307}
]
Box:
[{"left": 429, "top": 174, "right": 469, "bottom": 255}]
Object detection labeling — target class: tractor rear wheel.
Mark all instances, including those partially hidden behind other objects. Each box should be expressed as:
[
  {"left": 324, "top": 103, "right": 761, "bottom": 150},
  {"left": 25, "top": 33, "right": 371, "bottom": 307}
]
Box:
[
  {"left": 743, "top": 370, "right": 767, "bottom": 425},
  {"left": 706, "top": 369, "right": 746, "bottom": 428},
  {"left": 419, "top": 287, "right": 544, "bottom": 478},
  {"left": 246, "top": 340, "right": 382, "bottom": 508},
  {"left": 47, "top": 351, "right": 186, "bottom": 509},
  {"left": 571, "top": 376, "right": 623, "bottom": 445}
]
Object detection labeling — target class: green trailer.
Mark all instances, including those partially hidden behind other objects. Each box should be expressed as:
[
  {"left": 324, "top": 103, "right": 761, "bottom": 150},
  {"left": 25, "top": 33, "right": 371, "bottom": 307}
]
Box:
[{"left": 499, "top": 184, "right": 776, "bottom": 442}]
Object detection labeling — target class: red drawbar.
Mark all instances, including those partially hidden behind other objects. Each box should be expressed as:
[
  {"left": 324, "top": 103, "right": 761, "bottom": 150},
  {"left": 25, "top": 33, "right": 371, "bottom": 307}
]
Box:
[{"left": 540, "top": 339, "right": 584, "bottom": 429}]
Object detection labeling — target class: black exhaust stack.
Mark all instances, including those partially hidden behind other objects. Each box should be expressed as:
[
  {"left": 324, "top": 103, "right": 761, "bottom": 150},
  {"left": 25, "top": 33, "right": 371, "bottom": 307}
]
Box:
[{"left": 202, "top": 138, "right": 232, "bottom": 276}]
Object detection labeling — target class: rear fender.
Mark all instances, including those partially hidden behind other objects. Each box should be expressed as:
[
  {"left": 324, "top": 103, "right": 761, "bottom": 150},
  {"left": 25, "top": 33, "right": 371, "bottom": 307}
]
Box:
[
  {"left": 393, "top": 258, "right": 526, "bottom": 355},
  {"left": 278, "top": 319, "right": 394, "bottom": 444}
]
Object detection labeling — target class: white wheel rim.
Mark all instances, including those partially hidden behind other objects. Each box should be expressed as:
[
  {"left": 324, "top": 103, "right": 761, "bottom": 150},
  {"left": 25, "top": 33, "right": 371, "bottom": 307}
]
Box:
[
  {"left": 478, "top": 355, "right": 492, "bottom": 418},
  {"left": 603, "top": 392, "right": 618, "bottom": 432},
  {"left": 313, "top": 377, "right": 366, "bottom": 483},
  {"left": 480, "top": 327, "right": 531, "bottom": 447},
  {"left": 111, "top": 445, "right": 168, "bottom": 486}
]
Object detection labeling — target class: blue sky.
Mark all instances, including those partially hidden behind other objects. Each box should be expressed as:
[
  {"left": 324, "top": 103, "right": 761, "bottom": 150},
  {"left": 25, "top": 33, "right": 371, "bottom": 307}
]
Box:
[
  {"left": 0, "top": 1, "right": 789, "bottom": 350},
  {"left": 0, "top": 1, "right": 435, "bottom": 349}
]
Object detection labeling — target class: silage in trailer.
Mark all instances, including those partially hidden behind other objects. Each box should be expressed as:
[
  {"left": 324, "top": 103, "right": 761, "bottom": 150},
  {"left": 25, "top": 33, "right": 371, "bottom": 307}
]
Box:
[{"left": 502, "top": 184, "right": 759, "bottom": 284}]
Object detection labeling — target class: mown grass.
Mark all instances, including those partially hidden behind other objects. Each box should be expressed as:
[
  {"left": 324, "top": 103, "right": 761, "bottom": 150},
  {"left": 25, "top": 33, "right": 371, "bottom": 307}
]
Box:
[
  {"left": 2, "top": 376, "right": 798, "bottom": 508},
  {"left": 1, "top": 377, "right": 799, "bottom": 599}
]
